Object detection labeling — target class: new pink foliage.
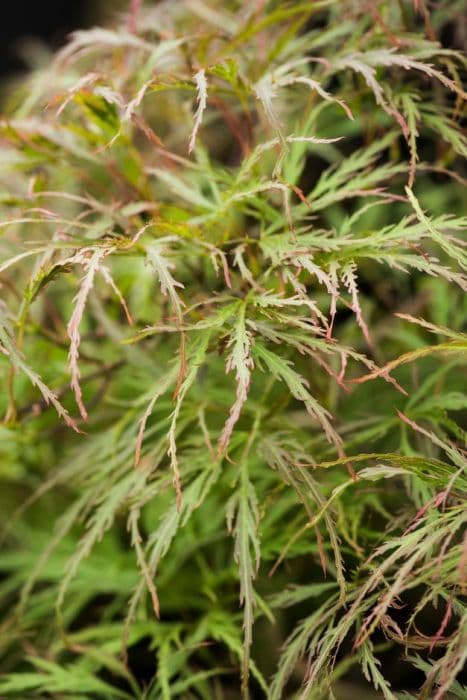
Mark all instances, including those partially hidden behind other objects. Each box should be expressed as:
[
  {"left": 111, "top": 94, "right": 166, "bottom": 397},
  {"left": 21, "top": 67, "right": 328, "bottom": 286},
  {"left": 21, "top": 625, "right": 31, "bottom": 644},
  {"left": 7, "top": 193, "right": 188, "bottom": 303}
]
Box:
[
  {"left": 218, "top": 316, "right": 254, "bottom": 455},
  {"left": 67, "top": 248, "right": 110, "bottom": 420}
]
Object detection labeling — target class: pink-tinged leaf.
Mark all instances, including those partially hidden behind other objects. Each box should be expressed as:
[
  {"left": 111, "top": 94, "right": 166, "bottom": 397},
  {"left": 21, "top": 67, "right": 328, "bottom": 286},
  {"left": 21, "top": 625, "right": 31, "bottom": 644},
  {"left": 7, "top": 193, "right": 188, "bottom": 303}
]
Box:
[
  {"left": 207, "top": 245, "right": 232, "bottom": 288},
  {"left": 254, "top": 74, "right": 282, "bottom": 136},
  {"left": 219, "top": 305, "right": 254, "bottom": 454},
  {"left": 365, "top": 49, "right": 467, "bottom": 100},
  {"left": 253, "top": 343, "right": 342, "bottom": 449},
  {"left": 122, "top": 79, "right": 153, "bottom": 122},
  {"left": 21, "top": 364, "right": 80, "bottom": 432},
  {"left": 401, "top": 94, "right": 420, "bottom": 189},
  {"left": 234, "top": 244, "right": 263, "bottom": 290},
  {"left": 341, "top": 262, "right": 373, "bottom": 347},
  {"left": 128, "top": 511, "right": 160, "bottom": 618},
  {"left": 280, "top": 75, "right": 354, "bottom": 121},
  {"left": 127, "top": 0, "right": 142, "bottom": 33},
  {"left": 134, "top": 368, "right": 179, "bottom": 467},
  {"left": 404, "top": 490, "right": 448, "bottom": 535},
  {"left": 394, "top": 313, "right": 465, "bottom": 340},
  {"left": 135, "top": 393, "right": 160, "bottom": 468},
  {"left": 99, "top": 264, "right": 133, "bottom": 326},
  {"left": 188, "top": 69, "right": 208, "bottom": 154},
  {"left": 337, "top": 54, "right": 408, "bottom": 137},
  {"left": 146, "top": 242, "right": 185, "bottom": 321},
  {"left": 0, "top": 304, "right": 79, "bottom": 431},
  {"left": 429, "top": 599, "right": 452, "bottom": 653},
  {"left": 67, "top": 248, "right": 110, "bottom": 420},
  {"left": 54, "top": 72, "right": 100, "bottom": 116},
  {"left": 235, "top": 179, "right": 299, "bottom": 232},
  {"left": 168, "top": 332, "right": 211, "bottom": 509},
  {"left": 327, "top": 261, "right": 340, "bottom": 339}
]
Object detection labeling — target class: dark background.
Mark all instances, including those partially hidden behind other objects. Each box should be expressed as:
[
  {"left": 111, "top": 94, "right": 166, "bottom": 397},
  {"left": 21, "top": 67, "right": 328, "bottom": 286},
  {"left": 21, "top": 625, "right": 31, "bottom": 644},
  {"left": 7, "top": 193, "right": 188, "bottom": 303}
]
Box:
[{"left": 0, "top": 0, "right": 117, "bottom": 76}]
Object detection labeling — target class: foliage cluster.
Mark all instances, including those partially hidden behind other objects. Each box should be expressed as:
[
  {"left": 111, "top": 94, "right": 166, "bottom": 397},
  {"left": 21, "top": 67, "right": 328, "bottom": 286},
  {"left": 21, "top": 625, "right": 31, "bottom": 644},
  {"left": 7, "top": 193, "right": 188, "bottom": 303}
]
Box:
[{"left": 0, "top": 1, "right": 466, "bottom": 697}]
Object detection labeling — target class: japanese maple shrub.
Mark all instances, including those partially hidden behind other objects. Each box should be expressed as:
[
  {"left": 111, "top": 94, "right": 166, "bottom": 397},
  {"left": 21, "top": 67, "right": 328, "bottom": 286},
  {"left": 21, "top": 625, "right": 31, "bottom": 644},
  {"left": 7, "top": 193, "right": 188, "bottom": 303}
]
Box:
[{"left": 0, "top": 1, "right": 466, "bottom": 698}]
